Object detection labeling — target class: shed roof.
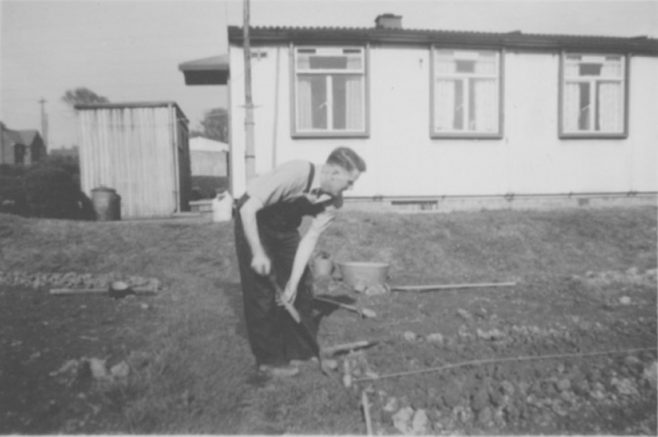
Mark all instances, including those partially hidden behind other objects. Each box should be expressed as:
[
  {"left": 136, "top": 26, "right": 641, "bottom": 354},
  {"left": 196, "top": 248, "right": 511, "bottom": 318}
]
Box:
[
  {"left": 190, "top": 136, "right": 229, "bottom": 153},
  {"left": 227, "top": 25, "right": 658, "bottom": 55},
  {"left": 74, "top": 101, "right": 188, "bottom": 123}
]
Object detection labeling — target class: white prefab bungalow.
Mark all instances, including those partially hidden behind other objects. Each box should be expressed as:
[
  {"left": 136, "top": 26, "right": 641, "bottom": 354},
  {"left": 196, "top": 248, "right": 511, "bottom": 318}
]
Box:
[{"left": 179, "top": 15, "right": 658, "bottom": 209}]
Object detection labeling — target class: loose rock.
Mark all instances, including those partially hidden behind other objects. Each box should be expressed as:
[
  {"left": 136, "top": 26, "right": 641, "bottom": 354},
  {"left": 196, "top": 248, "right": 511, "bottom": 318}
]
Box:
[
  {"left": 556, "top": 378, "right": 571, "bottom": 392},
  {"left": 392, "top": 406, "right": 415, "bottom": 434},
  {"left": 403, "top": 331, "right": 418, "bottom": 342},
  {"left": 411, "top": 409, "right": 429, "bottom": 435},
  {"left": 110, "top": 361, "right": 130, "bottom": 379},
  {"left": 643, "top": 361, "right": 657, "bottom": 389},
  {"left": 88, "top": 358, "right": 109, "bottom": 380},
  {"left": 457, "top": 309, "right": 473, "bottom": 322},
  {"left": 619, "top": 296, "right": 631, "bottom": 305},
  {"left": 383, "top": 397, "right": 398, "bottom": 413},
  {"left": 426, "top": 333, "right": 444, "bottom": 344},
  {"left": 477, "top": 406, "right": 494, "bottom": 427}
]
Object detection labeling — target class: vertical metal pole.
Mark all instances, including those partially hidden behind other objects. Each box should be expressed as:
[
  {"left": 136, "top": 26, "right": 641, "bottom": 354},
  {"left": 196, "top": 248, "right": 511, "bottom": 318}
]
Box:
[
  {"left": 39, "top": 98, "right": 48, "bottom": 150},
  {"left": 243, "top": 0, "right": 256, "bottom": 181}
]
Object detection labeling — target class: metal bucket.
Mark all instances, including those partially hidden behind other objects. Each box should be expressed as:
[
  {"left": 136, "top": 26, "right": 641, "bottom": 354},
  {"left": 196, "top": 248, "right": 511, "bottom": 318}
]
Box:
[
  {"left": 91, "top": 186, "right": 121, "bottom": 221},
  {"left": 337, "top": 261, "right": 390, "bottom": 288}
]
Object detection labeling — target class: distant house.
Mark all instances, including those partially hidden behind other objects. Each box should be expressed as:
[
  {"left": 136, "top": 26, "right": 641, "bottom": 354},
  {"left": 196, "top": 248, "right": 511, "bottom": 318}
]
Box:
[
  {"left": 75, "top": 102, "right": 192, "bottom": 218},
  {"left": 179, "top": 14, "right": 658, "bottom": 208},
  {"left": 189, "top": 136, "right": 229, "bottom": 177},
  {"left": 0, "top": 122, "right": 46, "bottom": 165}
]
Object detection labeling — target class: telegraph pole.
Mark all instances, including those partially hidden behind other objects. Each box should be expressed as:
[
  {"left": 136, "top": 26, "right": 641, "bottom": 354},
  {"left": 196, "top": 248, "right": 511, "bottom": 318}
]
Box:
[
  {"left": 38, "top": 98, "right": 48, "bottom": 149},
  {"left": 243, "top": 0, "right": 255, "bottom": 181}
]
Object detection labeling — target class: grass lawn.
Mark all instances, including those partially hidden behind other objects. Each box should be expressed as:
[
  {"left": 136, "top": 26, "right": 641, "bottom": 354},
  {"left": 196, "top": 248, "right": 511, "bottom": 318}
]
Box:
[{"left": 0, "top": 206, "right": 656, "bottom": 434}]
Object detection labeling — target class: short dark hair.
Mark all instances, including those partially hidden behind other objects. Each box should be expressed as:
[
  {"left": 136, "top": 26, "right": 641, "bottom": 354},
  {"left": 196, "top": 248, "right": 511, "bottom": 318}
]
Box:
[{"left": 326, "top": 147, "right": 366, "bottom": 173}]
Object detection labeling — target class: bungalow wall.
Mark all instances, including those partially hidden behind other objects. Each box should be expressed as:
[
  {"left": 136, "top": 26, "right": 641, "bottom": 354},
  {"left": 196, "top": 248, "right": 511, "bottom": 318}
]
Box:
[
  {"left": 228, "top": 44, "right": 658, "bottom": 199},
  {"left": 77, "top": 103, "right": 191, "bottom": 218}
]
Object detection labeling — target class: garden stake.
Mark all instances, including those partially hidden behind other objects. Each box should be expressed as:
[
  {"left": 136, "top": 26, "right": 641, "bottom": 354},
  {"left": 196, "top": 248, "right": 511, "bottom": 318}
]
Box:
[
  {"left": 361, "top": 389, "right": 373, "bottom": 436},
  {"left": 352, "top": 346, "right": 657, "bottom": 384},
  {"left": 50, "top": 281, "right": 157, "bottom": 298},
  {"left": 391, "top": 281, "right": 516, "bottom": 292}
]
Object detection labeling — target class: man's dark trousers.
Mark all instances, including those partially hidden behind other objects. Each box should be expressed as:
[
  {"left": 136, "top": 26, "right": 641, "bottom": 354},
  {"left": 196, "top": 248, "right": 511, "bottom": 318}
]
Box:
[{"left": 234, "top": 198, "right": 319, "bottom": 367}]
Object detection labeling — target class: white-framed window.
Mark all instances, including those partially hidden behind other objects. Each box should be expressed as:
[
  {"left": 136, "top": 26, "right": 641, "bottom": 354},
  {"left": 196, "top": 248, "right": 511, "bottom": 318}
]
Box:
[
  {"left": 292, "top": 46, "right": 367, "bottom": 137},
  {"left": 431, "top": 48, "right": 502, "bottom": 138},
  {"left": 560, "top": 53, "right": 627, "bottom": 137}
]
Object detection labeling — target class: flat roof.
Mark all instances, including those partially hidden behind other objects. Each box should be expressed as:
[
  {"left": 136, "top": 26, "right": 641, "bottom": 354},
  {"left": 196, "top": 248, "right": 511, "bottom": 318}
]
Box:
[
  {"left": 227, "top": 25, "right": 658, "bottom": 55},
  {"left": 178, "top": 55, "right": 229, "bottom": 85}
]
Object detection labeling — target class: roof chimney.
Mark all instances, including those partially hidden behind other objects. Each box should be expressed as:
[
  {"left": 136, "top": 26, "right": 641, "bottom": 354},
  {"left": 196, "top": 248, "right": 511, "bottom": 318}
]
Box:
[{"left": 375, "top": 13, "right": 402, "bottom": 29}]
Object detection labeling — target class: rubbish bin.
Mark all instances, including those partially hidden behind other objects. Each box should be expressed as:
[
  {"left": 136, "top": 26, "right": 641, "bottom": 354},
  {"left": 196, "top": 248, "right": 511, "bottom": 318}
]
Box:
[{"left": 91, "top": 186, "right": 121, "bottom": 221}]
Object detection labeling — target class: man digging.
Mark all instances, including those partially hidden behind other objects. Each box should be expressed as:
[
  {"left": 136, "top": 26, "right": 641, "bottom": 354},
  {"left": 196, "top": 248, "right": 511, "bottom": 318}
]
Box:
[{"left": 234, "top": 147, "right": 367, "bottom": 377}]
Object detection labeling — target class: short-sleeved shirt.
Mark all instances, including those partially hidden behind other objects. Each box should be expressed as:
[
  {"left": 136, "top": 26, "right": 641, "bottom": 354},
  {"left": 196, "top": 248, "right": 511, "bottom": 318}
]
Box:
[
  {"left": 246, "top": 160, "right": 342, "bottom": 234},
  {"left": 247, "top": 160, "right": 342, "bottom": 210}
]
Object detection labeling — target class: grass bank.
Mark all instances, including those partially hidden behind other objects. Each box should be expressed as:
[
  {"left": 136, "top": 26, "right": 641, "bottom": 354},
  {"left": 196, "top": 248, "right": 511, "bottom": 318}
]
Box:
[{"left": 0, "top": 206, "right": 655, "bottom": 433}]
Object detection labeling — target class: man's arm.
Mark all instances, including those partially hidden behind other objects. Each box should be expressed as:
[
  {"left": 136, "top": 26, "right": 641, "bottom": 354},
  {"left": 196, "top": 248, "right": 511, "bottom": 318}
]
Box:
[
  {"left": 281, "top": 211, "right": 335, "bottom": 303},
  {"left": 239, "top": 196, "right": 271, "bottom": 276}
]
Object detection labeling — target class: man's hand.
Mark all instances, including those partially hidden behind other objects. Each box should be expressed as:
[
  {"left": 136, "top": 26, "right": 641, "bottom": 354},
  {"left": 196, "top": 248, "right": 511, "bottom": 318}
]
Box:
[
  {"left": 280, "top": 281, "right": 298, "bottom": 305},
  {"left": 250, "top": 251, "right": 271, "bottom": 276}
]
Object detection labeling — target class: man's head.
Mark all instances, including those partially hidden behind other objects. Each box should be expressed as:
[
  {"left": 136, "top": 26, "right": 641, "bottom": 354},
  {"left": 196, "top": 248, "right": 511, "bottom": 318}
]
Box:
[{"left": 321, "top": 147, "right": 366, "bottom": 197}]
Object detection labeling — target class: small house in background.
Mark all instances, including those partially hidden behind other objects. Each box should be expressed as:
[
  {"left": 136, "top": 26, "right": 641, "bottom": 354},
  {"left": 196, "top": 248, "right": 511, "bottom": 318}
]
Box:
[
  {"left": 190, "top": 136, "right": 229, "bottom": 177},
  {"left": 0, "top": 122, "right": 46, "bottom": 165},
  {"left": 75, "top": 102, "right": 191, "bottom": 218},
  {"left": 189, "top": 136, "right": 230, "bottom": 200}
]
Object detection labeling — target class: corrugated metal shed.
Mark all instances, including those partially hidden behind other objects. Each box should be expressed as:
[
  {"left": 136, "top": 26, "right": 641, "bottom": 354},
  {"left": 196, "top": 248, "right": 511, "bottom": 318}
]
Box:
[{"left": 75, "top": 102, "right": 191, "bottom": 219}]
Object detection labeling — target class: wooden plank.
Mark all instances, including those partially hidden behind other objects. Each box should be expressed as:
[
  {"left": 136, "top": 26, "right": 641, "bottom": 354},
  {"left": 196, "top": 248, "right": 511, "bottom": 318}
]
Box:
[
  {"left": 391, "top": 282, "right": 516, "bottom": 292},
  {"left": 50, "top": 287, "right": 157, "bottom": 296},
  {"left": 322, "top": 340, "right": 376, "bottom": 356}
]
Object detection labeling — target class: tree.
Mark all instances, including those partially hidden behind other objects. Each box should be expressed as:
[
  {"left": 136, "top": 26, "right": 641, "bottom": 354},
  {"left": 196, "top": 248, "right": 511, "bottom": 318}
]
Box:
[
  {"left": 62, "top": 87, "right": 110, "bottom": 107},
  {"left": 199, "top": 108, "right": 229, "bottom": 143}
]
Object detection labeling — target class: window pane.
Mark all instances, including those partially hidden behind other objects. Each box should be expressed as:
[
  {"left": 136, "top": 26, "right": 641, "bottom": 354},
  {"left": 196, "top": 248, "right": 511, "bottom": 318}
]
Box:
[
  {"left": 435, "top": 58, "right": 455, "bottom": 75},
  {"left": 580, "top": 63, "right": 602, "bottom": 76},
  {"left": 456, "top": 60, "right": 475, "bottom": 73},
  {"left": 602, "top": 59, "right": 622, "bottom": 77},
  {"left": 332, "top": 75, "right": 363, "bottom": 130},
  {"left": 597, "top": 82, "right": 623, "bottom": 132},
  {"left": 454, "top": 80, "right": 464, "bottom": 130},
  {"left": 471, "top": 78, "right": 498, "bottom": 132},
  {"left": 434, "top": 79, "right": 456, "bottom": 131},
  {"left": 578, "top": 83, "right": 591, "bottom": 130},
  {"left": 297, "top": 75, "right": 327, "bottom": 129},
  {"left": 310, "top": 56, "right": 348, "bottom": 69},
  {"left": 298, "top": 52, "right": 363, "bottom": 70},
  {"left": 294, "top": 46, "right": 366, "bottom": 134},
  {"left": 434, "top": 49, "right": 500, "bottom": 134}
]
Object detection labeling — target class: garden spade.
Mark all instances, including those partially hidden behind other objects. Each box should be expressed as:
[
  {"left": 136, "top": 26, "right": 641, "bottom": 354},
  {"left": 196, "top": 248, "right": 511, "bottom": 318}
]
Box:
[
  {"left": 267, "top": 274, "right": 329, "bottom": 376},
  {"left": 314, "top": 296, "right": 376, "bottom": 319}
]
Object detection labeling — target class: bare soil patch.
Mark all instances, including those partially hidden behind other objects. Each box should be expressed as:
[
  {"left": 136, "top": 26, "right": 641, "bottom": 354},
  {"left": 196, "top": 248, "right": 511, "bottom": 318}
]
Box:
[{"left": 0, "top": 207, "right": 656, "bottom": 434}]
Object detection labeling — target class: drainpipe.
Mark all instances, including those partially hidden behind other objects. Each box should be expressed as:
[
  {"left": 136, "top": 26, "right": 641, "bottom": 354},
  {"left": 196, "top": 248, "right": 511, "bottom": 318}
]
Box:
[
  {"left": 243, "top": 0, "right": 256, "bottom": 181},
  {"left": 169, "top": 103, "right": 181, "bottom": 213}
]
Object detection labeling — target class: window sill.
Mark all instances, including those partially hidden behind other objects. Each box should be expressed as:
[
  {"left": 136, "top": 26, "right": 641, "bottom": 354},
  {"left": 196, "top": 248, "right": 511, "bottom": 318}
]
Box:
[
  {"left": 431, "top": 133, "right": 503, "bottom": 140},
  {"left": 292, "top": 132, "right": 369, "bottom": 139},
  {"left": 559, "top": 133, "right": 628, "bottom": 140}
]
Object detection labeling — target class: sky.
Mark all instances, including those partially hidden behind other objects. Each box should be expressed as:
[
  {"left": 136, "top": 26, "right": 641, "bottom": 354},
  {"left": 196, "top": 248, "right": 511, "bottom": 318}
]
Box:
[{"left": 1, "top": 0, "right": 657, "bottom": 149}]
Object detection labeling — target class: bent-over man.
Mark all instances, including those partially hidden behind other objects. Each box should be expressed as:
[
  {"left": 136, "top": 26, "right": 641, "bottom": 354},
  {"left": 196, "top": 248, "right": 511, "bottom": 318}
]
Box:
[{"left": 234, "top": 147, "right": 366, "bottom": 377}]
